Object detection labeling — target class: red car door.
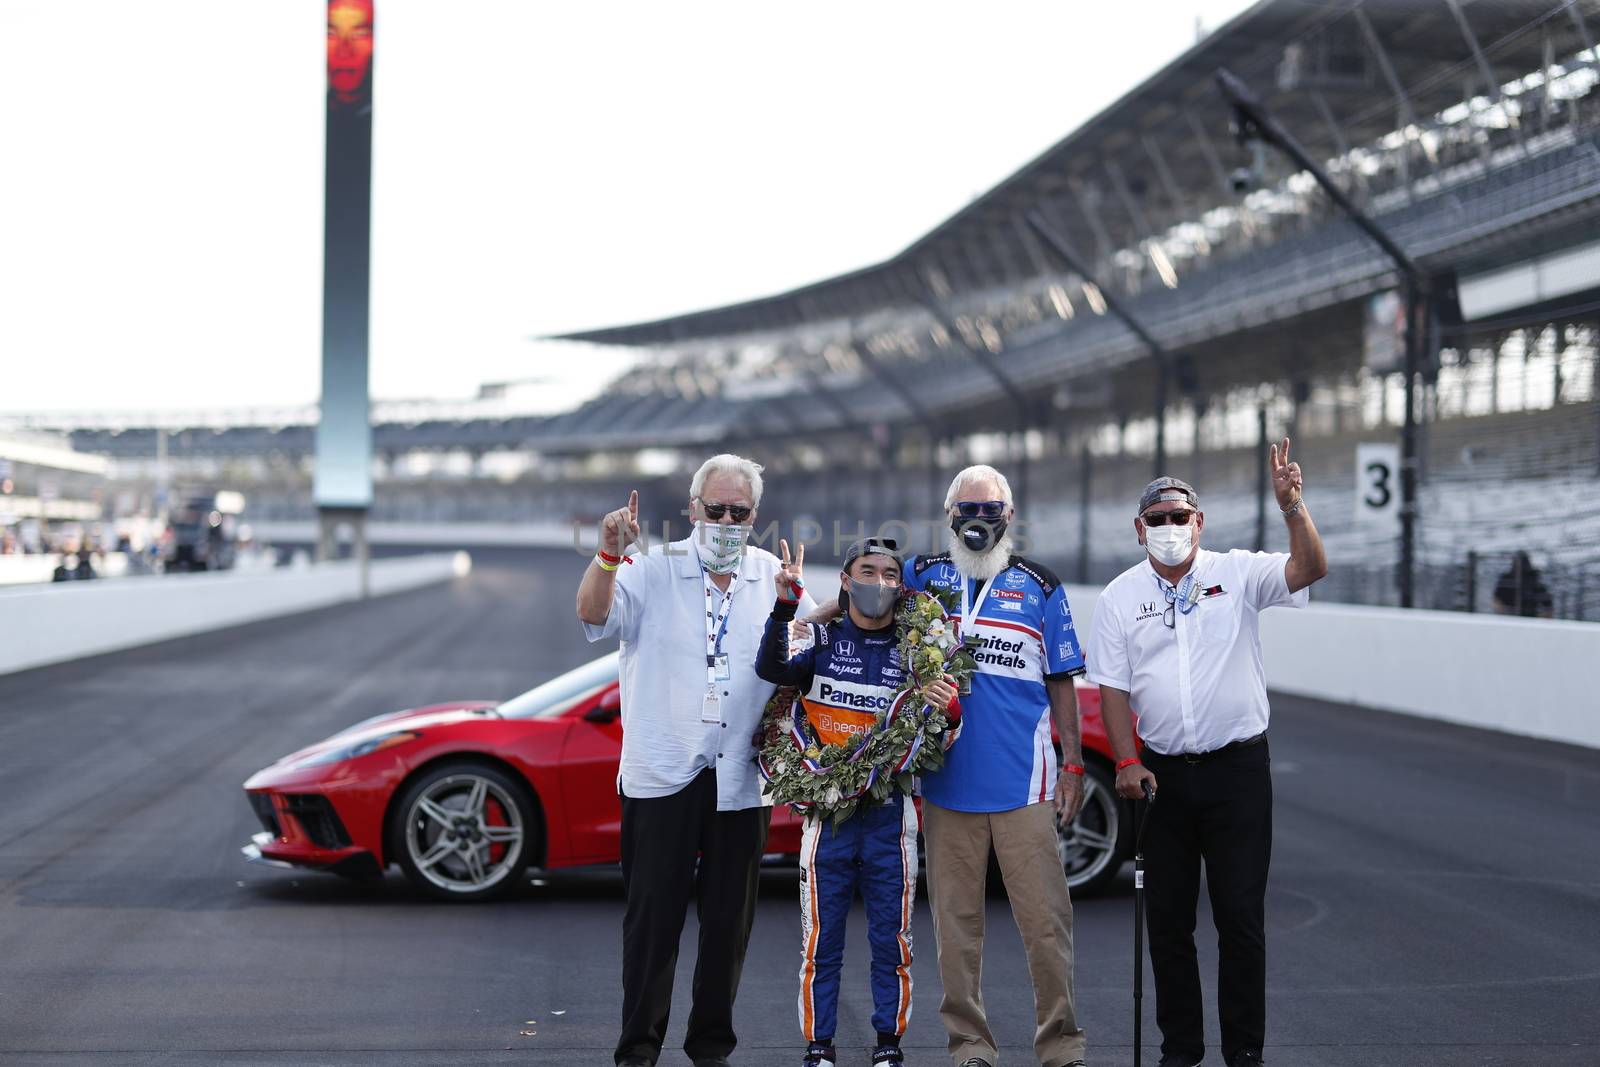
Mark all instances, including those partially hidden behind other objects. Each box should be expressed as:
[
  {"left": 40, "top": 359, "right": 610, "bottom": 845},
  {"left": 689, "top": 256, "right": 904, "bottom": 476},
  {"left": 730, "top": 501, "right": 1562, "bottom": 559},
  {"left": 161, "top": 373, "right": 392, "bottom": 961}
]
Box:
[{"left": 557, "top": 683, "right": 626, "bottom": 864}]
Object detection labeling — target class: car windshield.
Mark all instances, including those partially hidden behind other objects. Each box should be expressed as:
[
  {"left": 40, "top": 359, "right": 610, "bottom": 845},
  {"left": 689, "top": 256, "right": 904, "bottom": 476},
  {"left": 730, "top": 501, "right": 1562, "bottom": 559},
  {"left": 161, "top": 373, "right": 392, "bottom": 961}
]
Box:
[{"left": 497, "top": 652, "right": 619, "bottom": 720}]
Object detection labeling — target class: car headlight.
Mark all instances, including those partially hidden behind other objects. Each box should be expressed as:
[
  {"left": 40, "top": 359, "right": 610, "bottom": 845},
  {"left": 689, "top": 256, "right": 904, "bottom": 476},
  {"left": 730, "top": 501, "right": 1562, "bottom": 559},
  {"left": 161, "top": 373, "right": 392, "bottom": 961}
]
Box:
[{"left": 297, "top": 730, "right": 421, "bottom": 767}]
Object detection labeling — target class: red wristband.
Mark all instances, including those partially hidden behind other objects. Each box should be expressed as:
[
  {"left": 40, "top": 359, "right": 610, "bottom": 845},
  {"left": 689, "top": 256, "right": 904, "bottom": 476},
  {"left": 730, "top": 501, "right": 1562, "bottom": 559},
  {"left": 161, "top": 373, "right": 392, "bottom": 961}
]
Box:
[
  {"left": 1115, "top": 757, "right": 1142, "bottom": 771},
  {"left": 1062, "top": 763, "right": 1085, "bottom": 776}
]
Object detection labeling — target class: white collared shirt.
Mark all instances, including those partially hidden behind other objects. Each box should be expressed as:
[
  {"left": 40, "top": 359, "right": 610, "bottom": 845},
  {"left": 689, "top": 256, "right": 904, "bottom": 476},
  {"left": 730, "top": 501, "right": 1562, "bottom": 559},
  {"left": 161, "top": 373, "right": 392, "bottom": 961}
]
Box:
[
  {"left": 581, "top": 536, "right": 816, "bottom": 810},
  {"left": 1086, "top": 548, "right": 1308, "bottom": 756}
]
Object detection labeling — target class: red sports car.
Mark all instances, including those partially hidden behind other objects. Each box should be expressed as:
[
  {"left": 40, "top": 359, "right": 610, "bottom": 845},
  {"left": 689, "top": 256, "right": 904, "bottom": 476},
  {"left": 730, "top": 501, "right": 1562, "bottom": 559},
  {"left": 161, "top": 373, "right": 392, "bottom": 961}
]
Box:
[{"left": 243, "top": 652, "right": 1134, "bottom": 900}]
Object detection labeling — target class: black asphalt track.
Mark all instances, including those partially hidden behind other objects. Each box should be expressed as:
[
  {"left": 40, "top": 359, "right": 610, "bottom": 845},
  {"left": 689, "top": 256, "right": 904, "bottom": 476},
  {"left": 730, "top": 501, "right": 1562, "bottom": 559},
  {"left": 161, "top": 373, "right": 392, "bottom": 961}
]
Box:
[{"left": 1, "top": 548, "right": 1597, "bottom": 1066}]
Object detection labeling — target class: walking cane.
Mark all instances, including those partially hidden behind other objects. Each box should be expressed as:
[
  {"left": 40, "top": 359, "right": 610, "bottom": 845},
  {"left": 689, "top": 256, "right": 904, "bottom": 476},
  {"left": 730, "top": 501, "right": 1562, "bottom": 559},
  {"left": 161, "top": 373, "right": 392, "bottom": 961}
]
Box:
[{"left": 1133, "top": 779, "right": 1156, "bottom": 1067}]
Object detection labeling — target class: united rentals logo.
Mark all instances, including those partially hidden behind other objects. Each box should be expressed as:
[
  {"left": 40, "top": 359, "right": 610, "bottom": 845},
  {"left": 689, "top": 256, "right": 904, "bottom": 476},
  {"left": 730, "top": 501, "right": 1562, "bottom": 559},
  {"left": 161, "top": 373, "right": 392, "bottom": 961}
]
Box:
[{"left": 973, "top": 633, "right": 1029, "bottom": 670}]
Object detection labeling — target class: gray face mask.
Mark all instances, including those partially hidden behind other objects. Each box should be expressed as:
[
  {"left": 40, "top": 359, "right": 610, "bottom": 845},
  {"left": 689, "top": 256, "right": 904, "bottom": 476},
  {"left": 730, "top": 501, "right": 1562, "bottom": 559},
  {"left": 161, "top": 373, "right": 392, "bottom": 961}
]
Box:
[{"left": 846, "top": 577, "right": 899, "bottom": 620}]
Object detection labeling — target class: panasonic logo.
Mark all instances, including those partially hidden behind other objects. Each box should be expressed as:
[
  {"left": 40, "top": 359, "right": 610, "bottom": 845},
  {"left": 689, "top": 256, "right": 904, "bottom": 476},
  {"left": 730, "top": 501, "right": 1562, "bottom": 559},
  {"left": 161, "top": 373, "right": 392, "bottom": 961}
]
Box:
[{"left": 817, "top": 681, "right": 891, "bottom": 711}]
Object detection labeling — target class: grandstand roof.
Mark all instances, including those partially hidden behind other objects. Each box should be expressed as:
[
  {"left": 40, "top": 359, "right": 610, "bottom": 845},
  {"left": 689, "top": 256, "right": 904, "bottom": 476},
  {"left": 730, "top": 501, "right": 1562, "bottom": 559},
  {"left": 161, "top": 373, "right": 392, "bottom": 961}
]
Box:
[{"left": 555, "top": 0, "right": 1600, "bottom": 347}]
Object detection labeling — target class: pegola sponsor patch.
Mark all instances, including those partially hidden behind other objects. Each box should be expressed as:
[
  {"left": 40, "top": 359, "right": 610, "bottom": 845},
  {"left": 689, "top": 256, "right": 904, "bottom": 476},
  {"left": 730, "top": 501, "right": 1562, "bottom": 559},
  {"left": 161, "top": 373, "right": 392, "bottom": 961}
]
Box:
[{"left": 809, "top": 708, "right": 875, "bottom": 739}]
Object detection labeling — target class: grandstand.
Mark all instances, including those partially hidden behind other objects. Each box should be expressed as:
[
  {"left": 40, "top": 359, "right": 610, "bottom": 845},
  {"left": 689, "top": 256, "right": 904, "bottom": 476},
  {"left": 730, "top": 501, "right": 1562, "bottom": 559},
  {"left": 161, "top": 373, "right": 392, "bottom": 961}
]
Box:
[{"left": 13, "top": 0, "right": 1600, "bottom": 618}]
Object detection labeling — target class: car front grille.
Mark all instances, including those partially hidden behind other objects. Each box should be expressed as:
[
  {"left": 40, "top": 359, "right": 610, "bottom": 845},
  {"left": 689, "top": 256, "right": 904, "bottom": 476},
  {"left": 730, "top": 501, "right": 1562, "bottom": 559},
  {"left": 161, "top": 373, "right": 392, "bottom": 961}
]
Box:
[
  {"left": 281, "top": 793, "right": 352, "bottom": 849},
  {"left": 248, "top": 792, "right": 281, "bottom": 838}
]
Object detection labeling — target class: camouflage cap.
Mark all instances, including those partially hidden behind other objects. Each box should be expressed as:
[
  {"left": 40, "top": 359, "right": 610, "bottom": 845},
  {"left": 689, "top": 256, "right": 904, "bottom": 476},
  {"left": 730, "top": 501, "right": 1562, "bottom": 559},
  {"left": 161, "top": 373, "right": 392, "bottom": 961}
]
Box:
[{"left": 1138, "top": 476, "right": 1198, "bottom": 514}]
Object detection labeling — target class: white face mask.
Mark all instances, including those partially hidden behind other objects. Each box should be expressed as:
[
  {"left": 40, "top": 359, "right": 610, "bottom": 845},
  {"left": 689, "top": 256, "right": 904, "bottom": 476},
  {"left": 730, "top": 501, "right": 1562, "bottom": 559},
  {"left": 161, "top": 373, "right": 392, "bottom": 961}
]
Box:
[
  {"left": 1143, "top": 523, "right": 1193, "bottom": 567},
  {"left": 694, "top": 520, "right": 750, "bottom": 574}
]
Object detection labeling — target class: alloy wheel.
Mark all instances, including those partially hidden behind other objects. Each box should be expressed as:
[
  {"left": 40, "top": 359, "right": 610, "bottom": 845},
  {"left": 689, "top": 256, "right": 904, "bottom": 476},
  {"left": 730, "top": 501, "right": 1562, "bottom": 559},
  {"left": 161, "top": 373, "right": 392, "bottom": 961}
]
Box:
[{"left": 403, "top": 772, "right": 525, "bottom": 894}]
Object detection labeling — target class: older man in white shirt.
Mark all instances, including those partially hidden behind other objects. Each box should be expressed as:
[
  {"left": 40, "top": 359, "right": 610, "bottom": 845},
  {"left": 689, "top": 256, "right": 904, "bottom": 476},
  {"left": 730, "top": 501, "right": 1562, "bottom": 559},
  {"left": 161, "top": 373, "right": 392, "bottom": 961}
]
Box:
[
  {"left": 1088, "top": 441, "right": 1326, "bottom": 1067},
  {"left": 578, "top": 454, "right": 815, "bottom": 1067}
]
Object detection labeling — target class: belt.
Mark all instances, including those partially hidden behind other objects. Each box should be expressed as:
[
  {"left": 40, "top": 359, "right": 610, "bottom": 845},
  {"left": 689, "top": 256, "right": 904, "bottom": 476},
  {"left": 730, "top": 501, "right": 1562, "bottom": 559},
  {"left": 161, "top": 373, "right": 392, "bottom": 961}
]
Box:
[{"left": 1143, "top": 731, "right": 1267, "bottom": 764}]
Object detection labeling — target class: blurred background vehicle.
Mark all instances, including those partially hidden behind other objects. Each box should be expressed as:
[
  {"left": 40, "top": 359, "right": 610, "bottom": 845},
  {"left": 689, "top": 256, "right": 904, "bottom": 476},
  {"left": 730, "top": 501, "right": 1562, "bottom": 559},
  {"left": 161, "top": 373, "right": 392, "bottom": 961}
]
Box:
[{"left": 161, "top": 491, "right": 246, "bottom": 573}]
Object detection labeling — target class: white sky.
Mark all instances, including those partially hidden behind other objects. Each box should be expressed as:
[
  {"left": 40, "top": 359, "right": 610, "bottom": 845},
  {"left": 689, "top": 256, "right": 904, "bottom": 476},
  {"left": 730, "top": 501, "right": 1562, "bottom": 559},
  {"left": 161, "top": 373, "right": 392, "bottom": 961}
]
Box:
[{"left": 0, "top": 0, "right": 1255, "bottom": 418}]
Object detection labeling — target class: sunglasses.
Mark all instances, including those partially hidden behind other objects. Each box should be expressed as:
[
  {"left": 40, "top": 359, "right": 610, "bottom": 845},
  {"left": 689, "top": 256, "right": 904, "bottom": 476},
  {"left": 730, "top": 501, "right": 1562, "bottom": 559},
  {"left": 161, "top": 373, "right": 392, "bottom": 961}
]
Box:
[
  {"left": 1141, "top": 509, "right": 1195, "bottom": 527},
  {"left": 953, "top": 500, "right": 1006, "bottom": 519},
  {"left": 698, "top": 500, "right": 752, "bottom": 522}
]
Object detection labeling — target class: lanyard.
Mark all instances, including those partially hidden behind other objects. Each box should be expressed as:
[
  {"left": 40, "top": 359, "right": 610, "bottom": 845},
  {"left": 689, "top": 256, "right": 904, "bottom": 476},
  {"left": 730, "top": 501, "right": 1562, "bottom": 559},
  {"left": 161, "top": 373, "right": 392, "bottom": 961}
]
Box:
[
  {"left": 1155, "top": 571, "right": 1201, "bottom": 616},
  {"left": 703, "top": 566, "right": 739, "bottom": 690},
  {"left": 956, "top": 568, "right": 1001, "bottom": 632}
]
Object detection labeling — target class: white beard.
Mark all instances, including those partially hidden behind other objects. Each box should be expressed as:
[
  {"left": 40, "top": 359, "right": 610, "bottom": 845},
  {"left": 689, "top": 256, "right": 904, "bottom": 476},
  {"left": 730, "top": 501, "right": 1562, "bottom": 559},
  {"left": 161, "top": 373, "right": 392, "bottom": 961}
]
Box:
[{"left": 946, "top": 528, "right": 1015, "bottom": 582}]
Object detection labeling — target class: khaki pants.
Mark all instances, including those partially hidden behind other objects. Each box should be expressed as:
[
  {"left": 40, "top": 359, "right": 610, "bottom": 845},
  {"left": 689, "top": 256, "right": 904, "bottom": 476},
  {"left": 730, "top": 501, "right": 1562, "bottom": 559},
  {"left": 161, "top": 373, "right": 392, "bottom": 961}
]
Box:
[{"left": 924, "top": 799, "right": 1085, "bottom": 1067}]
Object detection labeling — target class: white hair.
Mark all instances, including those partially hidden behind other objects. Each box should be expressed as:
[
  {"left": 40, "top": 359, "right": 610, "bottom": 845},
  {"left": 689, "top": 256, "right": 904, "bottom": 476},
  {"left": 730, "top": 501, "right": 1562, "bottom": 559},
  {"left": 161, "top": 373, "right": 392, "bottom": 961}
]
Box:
[
  {"left": 943, "top": 464, "right": 1013, "bottom": 511},
  {"left": 690, "top": 453, "right": 765, "bottom": 507}
]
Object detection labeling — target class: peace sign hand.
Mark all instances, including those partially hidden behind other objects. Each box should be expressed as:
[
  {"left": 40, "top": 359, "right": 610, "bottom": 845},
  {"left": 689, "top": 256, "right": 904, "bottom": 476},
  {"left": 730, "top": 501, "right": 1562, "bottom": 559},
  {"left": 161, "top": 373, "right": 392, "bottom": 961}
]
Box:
[
  {"left": 776, "top": 539, "right": 805, "bottom": 602},
  {"left": 1269, "top": 437, "right": 1303, "bottom": 509},
  {"left": 602, "top": 490, "right": 641, "bottom": 556}
]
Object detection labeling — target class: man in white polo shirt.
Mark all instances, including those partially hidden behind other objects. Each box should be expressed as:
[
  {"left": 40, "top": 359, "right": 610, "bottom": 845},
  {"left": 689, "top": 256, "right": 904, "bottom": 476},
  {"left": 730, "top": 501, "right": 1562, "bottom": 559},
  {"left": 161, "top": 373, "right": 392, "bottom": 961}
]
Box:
[
  {"left": 577, "top": 454, "right": 815, "bottom": 1067},
  {"left": 1087, "top": 440, "right": 1326, "bottom": 1067}
]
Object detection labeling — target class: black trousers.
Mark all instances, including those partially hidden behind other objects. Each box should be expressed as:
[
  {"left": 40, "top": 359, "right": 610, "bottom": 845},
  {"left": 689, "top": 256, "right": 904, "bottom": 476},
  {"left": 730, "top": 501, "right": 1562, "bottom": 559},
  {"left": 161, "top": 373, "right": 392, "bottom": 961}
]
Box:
[
  {"left": 616, "top": 768, "right": 770, "bottom": 1066},
  {"left": 1141, "top": 738, "right": 1272, "bottom": 1065}
]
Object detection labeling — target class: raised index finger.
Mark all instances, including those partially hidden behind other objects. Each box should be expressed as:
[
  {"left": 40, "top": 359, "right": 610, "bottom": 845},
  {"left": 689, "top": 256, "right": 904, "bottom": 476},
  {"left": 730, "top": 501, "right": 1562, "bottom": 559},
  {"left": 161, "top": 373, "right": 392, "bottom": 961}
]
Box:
[
  {"left": 1269, "top": 442, "right": 1280, "bottom": 470},
  {"left": 627, "top": 490, "right": 639, "bottom": 518},
  {"left": 779, "top": 539, "right": 791, "bottom": 566}
]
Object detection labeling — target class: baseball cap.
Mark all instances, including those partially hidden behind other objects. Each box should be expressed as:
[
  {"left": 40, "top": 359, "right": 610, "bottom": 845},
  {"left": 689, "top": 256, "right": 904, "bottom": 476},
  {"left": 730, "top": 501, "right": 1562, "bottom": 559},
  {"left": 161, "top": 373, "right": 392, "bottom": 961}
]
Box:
[
  {"left": 1138, "top": 476, "right": 1198, "bottom": 514},
  {"left": 841, "top": 536, "right": 902, "bottom": 571}
]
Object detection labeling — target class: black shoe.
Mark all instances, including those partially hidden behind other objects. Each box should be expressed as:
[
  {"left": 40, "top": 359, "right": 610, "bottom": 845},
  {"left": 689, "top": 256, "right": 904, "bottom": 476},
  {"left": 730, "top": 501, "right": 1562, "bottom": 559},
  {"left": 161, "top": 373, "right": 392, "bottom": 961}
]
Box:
[
  {"left": 1226, "top": 1053, "right": 1264, "bottom": 1067},
  {"left": 617, "top": 1058, "right": 652, "bottom": 1067},
  {"left": 870, "top": 1045, "right": 904, "bottom": 1066},
  {"left": 1157, "top": 1056, "right": 1202, "bottom": 1067},
  {"left": 801, "top": 1042, "right": 836, "bottom": 1067}
]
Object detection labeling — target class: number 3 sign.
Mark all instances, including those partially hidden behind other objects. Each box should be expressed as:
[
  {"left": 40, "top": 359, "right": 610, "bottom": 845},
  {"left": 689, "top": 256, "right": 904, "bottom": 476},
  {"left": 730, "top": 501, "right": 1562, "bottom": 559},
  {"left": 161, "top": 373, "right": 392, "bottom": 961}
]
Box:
[{"left": 1355, "top": 442, "right": 1400, "bottom": 526}]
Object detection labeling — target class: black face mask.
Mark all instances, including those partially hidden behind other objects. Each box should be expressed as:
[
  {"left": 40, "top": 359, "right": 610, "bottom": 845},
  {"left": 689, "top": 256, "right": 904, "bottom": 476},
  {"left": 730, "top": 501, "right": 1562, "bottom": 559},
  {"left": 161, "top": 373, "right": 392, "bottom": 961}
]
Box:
[{"left": 951, "top": 516, "right": 1008, "bottom": 553}]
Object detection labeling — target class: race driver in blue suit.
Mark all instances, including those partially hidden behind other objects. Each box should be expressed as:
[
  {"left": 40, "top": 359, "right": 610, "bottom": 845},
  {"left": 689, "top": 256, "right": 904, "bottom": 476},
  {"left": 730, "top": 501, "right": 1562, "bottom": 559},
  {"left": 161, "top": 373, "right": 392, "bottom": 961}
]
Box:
[
  {"left": 901, "top": 465, "right": 1089, "bottom": 1067},
  {"left": 755, "top": 536, "right": 958, "bottom": 1067}
]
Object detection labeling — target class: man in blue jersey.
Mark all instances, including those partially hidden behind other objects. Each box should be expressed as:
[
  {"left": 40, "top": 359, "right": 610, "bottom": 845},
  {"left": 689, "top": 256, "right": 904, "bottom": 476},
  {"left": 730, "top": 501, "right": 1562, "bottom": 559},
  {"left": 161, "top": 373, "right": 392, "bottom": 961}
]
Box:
[
  {"left": 900, "top": 465, "right": 1089, "bottom": 1067},
  {"left": 755, "top": 536, "right": 957, "bottom": 1067}
]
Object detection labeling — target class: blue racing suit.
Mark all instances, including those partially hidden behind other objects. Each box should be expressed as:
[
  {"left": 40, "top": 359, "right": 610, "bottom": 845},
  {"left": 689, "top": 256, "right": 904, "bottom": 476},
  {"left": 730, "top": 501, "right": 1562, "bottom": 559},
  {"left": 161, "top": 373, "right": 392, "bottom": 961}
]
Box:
[{"left": 755, "top": 598, "right": 917, "bottom": 1046}]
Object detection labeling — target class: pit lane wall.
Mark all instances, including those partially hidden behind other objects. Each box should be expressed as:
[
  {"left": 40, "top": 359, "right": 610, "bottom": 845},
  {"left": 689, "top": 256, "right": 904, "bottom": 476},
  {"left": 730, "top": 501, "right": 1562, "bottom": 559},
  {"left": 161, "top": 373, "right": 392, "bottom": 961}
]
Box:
[
  {"left": 1062, "top": 585, "right": 1598, "bottom": 751},
  {"left": 0, "top": 553, "right": 471, "bottom": 676}
]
